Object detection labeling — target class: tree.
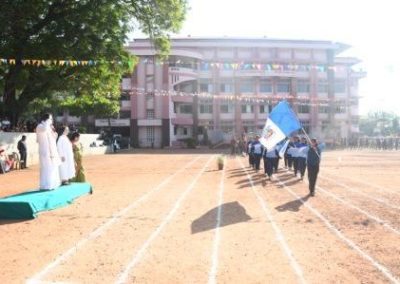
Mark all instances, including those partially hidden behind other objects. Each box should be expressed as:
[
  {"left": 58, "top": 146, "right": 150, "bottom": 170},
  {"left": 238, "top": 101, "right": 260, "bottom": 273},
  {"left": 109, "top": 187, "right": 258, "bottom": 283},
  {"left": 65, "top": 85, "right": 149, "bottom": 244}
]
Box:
[
  {"left": 0, "top": 0, "right": 187, "bottom": 125},
  {"left": 359, "top": 111, "right": 400, "bottom": 136}
]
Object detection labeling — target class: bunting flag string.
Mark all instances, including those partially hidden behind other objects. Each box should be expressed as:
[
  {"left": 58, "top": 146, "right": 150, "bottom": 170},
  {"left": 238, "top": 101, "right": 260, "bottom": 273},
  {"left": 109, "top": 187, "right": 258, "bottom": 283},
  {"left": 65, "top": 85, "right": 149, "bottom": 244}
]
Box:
[
  {"left": 0, "top": 58, "right": 133, "bottom": 67},
  {"left": 140, "top": 58, "right": 347, "bottom": 72},
  {"left": 127, "top": 87, "right": 356, "bottom": 108}
]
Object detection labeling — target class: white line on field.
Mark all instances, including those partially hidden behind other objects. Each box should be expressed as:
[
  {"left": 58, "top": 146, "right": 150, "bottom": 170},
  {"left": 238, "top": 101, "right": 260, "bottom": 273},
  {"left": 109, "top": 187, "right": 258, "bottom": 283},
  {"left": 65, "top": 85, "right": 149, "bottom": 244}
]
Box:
[
  {"left": 276, "top": 177, "right": 400, "bottom": 284},
  {"left": 319, "top": 175, "right": 400, "bottom": 211},
  {"left": 321, "top": 170, "right": 400, "bottom": 197},
  {"left": 27, "top": 156, "right": 202, "bottom": 284},
  {"left": 115, "top": 156, "right": 214, "bottom": 284},
  {"left": 238, "top": 159, "right": 306, "bottom": 284},
  {"left": 314, "top": 184, "right": 400, "bottom": 236},
  {"left": 208, "top": 157, "right": 226, "bottom": 284}
]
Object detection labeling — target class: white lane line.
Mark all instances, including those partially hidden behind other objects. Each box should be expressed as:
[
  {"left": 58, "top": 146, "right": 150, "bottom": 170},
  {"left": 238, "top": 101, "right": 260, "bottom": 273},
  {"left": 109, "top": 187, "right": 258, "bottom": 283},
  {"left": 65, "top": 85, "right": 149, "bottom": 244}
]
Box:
[
  {"left": 319, "top": 175, "right": 400, "bottom": 211},
  {"left": 208, "top": 157, "right": 226, "bottom": 284},
  {"left": 238, "top": 159, "right": 306, "bottom": 284},
  {"left": 276, "top": 176, "right": 400, "bottom": 284},
  {"left": 115, "top": 156, "right": 214, "bottom": 284},
  {"left": 313, "top": 184, "right": 400, "bottom": 236},
  {"left": 321, "top": 170, "right": 400, "bottom": 197},
  {"left": 28, "top": 156, "right": 202, "bottom": 284}
]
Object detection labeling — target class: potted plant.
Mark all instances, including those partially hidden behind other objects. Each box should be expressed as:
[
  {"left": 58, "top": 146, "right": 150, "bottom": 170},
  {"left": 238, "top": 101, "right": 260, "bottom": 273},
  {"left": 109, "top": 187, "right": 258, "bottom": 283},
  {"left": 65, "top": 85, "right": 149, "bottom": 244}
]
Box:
[{"left": 217, "top": 156, "right": 224, "bottom": 170}]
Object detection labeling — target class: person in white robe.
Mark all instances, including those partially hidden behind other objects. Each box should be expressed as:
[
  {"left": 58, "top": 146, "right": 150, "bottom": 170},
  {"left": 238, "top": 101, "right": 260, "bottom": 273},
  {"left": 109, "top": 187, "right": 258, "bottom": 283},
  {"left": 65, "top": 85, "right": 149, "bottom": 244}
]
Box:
[
  {"left": 36, "top": 114, "right": 61, "bottom": 190},
  {"left": 57, "top": 126, "right": 75, "bottom": 185}
]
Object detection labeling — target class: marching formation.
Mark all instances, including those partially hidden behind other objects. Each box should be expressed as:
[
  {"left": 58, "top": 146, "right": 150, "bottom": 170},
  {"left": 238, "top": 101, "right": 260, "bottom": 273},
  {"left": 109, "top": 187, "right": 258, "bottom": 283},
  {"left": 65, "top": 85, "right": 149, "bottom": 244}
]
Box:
[{"left": 247, "top": 135, "right": 322, "bottom": 197}]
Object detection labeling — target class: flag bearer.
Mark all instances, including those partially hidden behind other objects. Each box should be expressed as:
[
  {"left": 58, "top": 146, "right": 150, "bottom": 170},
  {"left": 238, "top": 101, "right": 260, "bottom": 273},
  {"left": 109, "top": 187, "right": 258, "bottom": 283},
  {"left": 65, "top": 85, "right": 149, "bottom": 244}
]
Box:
[
  {"left": 307, "top": 138, "right": 321, "bottom": 196},
  {"left": 251, "top": 135, "right": 263, "bottom": 172}
]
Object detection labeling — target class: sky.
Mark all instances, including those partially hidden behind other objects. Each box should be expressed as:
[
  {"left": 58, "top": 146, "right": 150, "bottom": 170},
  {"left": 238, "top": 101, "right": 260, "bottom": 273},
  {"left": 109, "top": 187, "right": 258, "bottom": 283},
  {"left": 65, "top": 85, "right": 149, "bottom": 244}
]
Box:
[{"left": 130, "top": 0, "right": 400, "bottom": 115}]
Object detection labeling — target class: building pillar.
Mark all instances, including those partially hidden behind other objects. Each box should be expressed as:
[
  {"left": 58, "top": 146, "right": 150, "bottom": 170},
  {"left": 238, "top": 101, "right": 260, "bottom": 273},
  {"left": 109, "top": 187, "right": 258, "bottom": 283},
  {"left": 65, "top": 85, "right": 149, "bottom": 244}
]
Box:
[{"left": 327, "top": 50, "right": 336, "bottom": 139}]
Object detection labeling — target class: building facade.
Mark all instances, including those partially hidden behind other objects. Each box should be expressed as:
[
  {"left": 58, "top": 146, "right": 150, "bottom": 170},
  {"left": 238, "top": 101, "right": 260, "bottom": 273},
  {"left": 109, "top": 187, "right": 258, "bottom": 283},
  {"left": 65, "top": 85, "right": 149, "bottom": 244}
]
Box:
[{"left": 121, "top": 37, "right": 365, "bottom": 148}]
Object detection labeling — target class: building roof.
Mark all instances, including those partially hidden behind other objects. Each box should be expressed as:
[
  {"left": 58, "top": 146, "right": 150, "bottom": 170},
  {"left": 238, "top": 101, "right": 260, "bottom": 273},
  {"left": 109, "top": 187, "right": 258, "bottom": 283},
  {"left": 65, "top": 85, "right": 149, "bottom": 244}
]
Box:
[{"left": 128, "top": 36, "right": 350, "bottom": 54}]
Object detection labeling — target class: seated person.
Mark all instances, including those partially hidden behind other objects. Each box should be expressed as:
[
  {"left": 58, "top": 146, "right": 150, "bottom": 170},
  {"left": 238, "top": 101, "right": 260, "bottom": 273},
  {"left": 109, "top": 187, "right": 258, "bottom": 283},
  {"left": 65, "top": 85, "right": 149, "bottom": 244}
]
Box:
[{"left": 0, "top": 148, "right": 15, "bottom": 172}]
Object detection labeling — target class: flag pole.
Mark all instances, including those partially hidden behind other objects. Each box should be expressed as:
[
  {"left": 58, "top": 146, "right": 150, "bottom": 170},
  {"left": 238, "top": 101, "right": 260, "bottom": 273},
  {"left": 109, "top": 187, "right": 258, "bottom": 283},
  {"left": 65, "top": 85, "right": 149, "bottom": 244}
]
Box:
[{"left": 300, "top": 127, "right": 321, "bottom": 158}]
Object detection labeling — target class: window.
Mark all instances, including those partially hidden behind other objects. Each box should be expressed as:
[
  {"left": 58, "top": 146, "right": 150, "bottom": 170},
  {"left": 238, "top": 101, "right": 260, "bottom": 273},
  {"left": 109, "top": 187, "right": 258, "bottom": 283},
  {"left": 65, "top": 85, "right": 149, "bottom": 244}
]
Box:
[
  {"left": 146, "top": 110, "right": 155, "bottom": 119},
  {"left": 120, "top": 94, "right": 130, "bottom": 101},
  {"left": 335, "top": 104, "right": 346, "bottom": 113},
  {"left": 183, "top": 127, "right": 188, "bottom": 135},
  {"left": 220, "top": 104, "right": 234, "bottom": 113},
  {"left": 277, "top": 81, "right": 290, "bottom": 92},
  {"left": 319, "top": 106, "right": 329, "bottom": 113},
  {"left": 297, "top": 81, "right": 310, "bottom": 93},
  {"left": 240, "top": 80, "right": 254, "bottom": 93},
  {"left": 301, "top": 121, "right": 310, "bottom": 133},
  {"left": 298, "top": 105, "right": 310, "bottom": 114},
  {"left": 318, "top": 82, "right": 328, "bottom": 93},
  {"left": 200, "top": 104, "right": 213, "bottom": 113},
  {"left": 119, "top": 111, "right": 131, "bottom": 119},
  {"left": 259, "top": 105, "right": 269, "bottom": 114},
  {"left": 335, "top": 81, "right": 346, "bottom": 93},
  {"left": 146, "top": 127, "right": 155, "bottom": 143},
  {"left": 180, "top": 104, "right": 193, "bottom": 114},
  {"left": 200, "top": 81, "right": 213, "bottom": 93},
  {"left": 241, "top": 105, "right": 254, "bottom": 113},
  {"left": 220, "top": 82, "right": 234, "bottom": 93},
  {"left": 260, "top": 81, "right": 272, "bottom": 93}
]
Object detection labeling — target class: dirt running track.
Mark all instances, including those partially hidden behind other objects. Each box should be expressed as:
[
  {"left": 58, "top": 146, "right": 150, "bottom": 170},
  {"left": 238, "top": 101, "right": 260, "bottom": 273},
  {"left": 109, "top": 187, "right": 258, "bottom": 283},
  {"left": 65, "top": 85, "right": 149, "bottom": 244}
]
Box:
[{"left": 0, "top": 150, "right": 400, "bottom": 283}]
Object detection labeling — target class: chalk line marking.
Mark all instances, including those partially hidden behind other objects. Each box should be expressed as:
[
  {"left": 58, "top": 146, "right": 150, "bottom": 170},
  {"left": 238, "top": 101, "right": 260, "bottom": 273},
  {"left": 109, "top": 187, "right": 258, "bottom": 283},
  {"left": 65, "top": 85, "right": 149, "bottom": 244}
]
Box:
[
  {"left": 277, "top": 176, "right": 400, "bottom": 284},
  {"left": 319, "top": 175, "right": 400, "bottom": 211},
  {"left": 208, "top": 157, "right": 226, "bottom": 284},
  {"left": 238, "top": 159, "right": 306, "bottom": 284},
  {"left": 28, "top": 156, "right": 202, "bottom": 283},
  {"left": 115, "top": 156, "right": 214, "bottom": 284}
]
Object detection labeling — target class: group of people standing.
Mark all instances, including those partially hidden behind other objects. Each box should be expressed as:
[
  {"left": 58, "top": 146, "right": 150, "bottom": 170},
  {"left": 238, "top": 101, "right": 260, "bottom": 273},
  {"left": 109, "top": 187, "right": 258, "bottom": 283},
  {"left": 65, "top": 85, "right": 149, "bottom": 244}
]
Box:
[
  {"left": 36, "top": 113, "right": 85, "bottom": 190},
  {"left": 247, "top": 135, "right": 321, "bottom": 196}
]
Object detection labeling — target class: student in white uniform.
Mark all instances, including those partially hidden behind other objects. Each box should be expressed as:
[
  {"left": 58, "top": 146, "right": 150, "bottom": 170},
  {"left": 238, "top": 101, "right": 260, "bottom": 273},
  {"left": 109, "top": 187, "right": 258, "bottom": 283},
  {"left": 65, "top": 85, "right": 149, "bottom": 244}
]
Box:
[{"left": 57, "top": 126, "right": 75, "bottom": 185}]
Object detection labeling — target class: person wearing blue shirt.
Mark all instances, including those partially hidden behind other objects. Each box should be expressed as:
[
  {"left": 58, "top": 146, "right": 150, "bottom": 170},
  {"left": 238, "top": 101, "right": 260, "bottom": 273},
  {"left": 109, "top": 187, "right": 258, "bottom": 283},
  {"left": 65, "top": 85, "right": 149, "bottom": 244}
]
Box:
[
  {"left": 292, "top": 136, "right": 301, "bottom": 176},
  {"left": 307, "top": 138, "right": 322, "bottom": 196},
  {"left": 262, "top": 145, "right": 279, "bottom": 180},
  {"left": 297, "top": 137, "right": 308, "bottom": 180},
  {"left": 251, "top": 135, "right": 263, "bottom": 172},
  {"left": 247, "top": 139, "right": 254, "bottom": 168}
]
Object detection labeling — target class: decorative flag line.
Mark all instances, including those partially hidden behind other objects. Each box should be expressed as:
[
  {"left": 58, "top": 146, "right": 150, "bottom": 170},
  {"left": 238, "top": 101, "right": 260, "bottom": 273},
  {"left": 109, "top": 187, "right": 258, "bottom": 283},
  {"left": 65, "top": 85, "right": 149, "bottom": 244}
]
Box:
[
  {"left": 0, "top": 58, "right": 134, "bottom": 67},
  {"left": 141, "top": 58, "right": 351, "bottom": 72},
  {"left": 127, "top": 87, "right": 356, "bottom": 108}
]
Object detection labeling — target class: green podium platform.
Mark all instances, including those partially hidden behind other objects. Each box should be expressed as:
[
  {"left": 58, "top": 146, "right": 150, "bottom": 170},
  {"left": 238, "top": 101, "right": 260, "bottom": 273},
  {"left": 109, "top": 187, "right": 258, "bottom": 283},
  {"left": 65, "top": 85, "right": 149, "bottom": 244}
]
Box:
[{"left": 0, "top": 183, "right": 92, "bottom": 219}]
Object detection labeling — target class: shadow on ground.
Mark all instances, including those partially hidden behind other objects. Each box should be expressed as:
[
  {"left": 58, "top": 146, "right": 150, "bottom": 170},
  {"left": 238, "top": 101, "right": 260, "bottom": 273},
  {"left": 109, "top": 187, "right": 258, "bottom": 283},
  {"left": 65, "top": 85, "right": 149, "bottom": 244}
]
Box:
[
  {"left": 191, "top": 201, "right": 251, "bottom": 234},
  {"left": 275, "top": 194, "right": 310, "bottom": 212}
]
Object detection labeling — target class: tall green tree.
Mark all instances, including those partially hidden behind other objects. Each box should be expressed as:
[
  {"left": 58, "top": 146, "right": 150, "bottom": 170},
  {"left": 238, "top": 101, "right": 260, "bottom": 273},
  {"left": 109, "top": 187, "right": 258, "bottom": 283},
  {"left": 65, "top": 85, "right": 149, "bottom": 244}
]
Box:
[{"left": 0, "top": 0, "right": 187, "bottom": 125}]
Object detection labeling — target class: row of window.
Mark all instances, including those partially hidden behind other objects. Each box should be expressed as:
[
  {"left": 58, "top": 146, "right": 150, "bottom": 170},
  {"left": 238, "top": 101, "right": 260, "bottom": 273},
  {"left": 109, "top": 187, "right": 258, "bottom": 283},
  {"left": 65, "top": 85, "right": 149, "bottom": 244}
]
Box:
[
  {"left": 175, "top": 103, "right": 346, "bottom": 115},
  {"left": 200, "top": 81, "right": 346, "bottom": 93}
]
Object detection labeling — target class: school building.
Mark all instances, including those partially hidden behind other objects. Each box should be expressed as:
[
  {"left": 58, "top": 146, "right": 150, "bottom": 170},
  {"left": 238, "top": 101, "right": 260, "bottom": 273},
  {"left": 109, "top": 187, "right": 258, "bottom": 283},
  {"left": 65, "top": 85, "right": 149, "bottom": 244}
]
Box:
[{"left": 111, "top": 37, "right": 366, "bottom": 148}]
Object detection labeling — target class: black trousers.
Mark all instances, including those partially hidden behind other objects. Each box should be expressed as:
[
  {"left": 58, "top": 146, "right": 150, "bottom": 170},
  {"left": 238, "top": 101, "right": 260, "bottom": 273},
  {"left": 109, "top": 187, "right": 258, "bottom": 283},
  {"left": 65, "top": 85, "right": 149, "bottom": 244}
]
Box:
[
  {"left": 249, "top": 154, "right": 254, "bottom": 167},
  {"left": 293, "top": 157, "right": 299, "bottom": 174},
  {"left": 19, "top": 151, "right": 27, "bottom": 168},
  {"left": 263, "top": 158, "right": 274, "bottom": 177},
  {"left": 307, "top": 164, "right": 320, "bottom": 193},
  {"left": 253, "top": 154, "right": 262, "bottom": 170},
  {"left": 298, "top": 157, "right": 307, "bottom": 177},
  {"left": 287, "top": 155, "right": 293, "bottom": 169},
  {"left": 274, "top": 157, "right": 279, "bottom": 172}
]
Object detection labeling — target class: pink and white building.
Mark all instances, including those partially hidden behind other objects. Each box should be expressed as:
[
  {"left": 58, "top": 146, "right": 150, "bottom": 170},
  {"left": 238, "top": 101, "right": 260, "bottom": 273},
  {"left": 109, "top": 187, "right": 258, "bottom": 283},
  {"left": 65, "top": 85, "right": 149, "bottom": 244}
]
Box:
[{"left": 122, "top": 37, "right": 365, "bottom": 148}]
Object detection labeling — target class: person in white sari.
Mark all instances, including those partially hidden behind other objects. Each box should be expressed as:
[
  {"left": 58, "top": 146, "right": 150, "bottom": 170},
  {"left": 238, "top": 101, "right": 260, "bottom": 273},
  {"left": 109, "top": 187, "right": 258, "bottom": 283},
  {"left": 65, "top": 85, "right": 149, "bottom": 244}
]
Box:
[
  {"left": 57, "top": 126, "right": 75, "bottom": 185},
  {"left": 36, "top": 114, "right": 61, "bottom": 190}
]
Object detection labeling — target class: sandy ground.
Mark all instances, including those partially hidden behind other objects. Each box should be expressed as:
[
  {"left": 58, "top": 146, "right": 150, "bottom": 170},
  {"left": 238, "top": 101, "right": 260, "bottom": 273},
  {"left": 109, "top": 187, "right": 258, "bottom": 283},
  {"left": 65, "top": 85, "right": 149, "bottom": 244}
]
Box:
[{"left": 0, "top": 150, "right": 399, "bottom": 283}]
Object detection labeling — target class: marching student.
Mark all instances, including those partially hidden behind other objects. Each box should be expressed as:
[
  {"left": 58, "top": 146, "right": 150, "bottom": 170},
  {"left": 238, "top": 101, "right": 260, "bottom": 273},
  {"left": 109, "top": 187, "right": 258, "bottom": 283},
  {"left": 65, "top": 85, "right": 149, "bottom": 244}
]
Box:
[
  {"left": 247, "top": 138, "right": 254, "bottom": 168},
  {"left": 273, "top": 142, "right": 281, "bottom": 173},
  {"left": 292, "top": 136, "right": 301, "bottom": 176},
  {"left": 263, "top": 145, "right": 278, "bottom": 180},
  {"left": 307, "top": 138, "right": 321, "bottom": 196},
  {"left": 297, "top": 137, "right": 308, "bottom": 180},
  {"left": 251, "top": 135, "right": 263, "bottom": 172},
  {"left": 285, "top": 137, "right": 295, "bottom": 170}
]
